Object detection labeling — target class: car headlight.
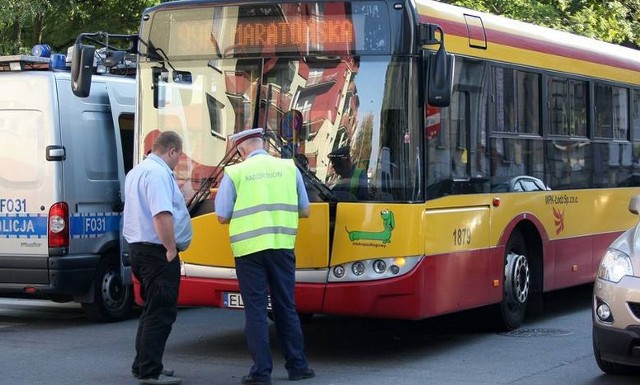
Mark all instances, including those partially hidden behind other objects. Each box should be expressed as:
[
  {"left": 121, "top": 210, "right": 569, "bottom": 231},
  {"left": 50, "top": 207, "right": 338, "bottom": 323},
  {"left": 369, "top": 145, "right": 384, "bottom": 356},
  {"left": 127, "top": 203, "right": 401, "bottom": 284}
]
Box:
[{"left": 597, "top": 249, "right": 633, "bottom": 283}]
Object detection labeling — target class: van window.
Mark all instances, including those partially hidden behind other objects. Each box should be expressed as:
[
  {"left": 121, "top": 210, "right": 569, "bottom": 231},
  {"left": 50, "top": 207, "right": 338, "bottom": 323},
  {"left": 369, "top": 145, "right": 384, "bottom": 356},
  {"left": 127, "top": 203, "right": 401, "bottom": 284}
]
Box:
[
  {"left": 0, "top": 110, "right": 45, "bottom": 188},
  {"left": 82, "top": 111, "right": 118, "bottom": 180},
  {"left": 119, "top": 113, "right": 135, "bottom": 173}
]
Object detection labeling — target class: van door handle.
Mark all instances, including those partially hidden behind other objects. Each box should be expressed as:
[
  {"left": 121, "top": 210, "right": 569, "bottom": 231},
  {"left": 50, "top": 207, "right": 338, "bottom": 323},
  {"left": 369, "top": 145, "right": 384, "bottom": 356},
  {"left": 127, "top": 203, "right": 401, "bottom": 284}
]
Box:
[{"left": 46, "top": 145, "right": 66, "bottom": 161}]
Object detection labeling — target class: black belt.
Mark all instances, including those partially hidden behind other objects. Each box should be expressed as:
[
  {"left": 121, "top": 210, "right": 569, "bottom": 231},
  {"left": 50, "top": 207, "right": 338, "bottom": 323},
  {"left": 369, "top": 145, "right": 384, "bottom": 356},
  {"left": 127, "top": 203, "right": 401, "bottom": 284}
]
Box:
[
  {"left": 130, "top": 242, "right": 165, "bottom": 250},
  {"left": 130, "top": 242, "right": 182, "bottom": 252}
]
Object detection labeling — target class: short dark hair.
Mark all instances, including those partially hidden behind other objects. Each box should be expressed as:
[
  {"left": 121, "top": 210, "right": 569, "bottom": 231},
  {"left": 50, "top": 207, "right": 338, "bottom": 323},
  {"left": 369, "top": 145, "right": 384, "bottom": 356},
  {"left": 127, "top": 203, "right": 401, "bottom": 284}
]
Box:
[{"left": 153, "top": 131, "right": 182, "bottom": 154}]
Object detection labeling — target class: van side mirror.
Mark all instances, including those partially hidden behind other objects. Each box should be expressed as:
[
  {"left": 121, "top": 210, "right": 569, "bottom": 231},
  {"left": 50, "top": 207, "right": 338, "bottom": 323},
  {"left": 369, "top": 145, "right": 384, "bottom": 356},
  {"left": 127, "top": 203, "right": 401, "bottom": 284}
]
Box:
[
  {"left": 71, "top": 44, "right": 95, "bottom": 97},
  {"left": 420, "top": 24, "right": 454, "bottom": 107}
]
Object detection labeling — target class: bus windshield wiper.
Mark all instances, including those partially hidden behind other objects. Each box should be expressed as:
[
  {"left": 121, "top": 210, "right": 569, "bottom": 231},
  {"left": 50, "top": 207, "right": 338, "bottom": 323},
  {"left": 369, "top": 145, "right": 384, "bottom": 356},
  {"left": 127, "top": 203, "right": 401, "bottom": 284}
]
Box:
[
  {"left": 186, "top": 145, "right": 241, "bottom": 215},
  {"left": 264, "top": 131, "right": 336, "bottom": 203},
  {"left": 138, "top": 38, "right": 176, "bottom": 71}
]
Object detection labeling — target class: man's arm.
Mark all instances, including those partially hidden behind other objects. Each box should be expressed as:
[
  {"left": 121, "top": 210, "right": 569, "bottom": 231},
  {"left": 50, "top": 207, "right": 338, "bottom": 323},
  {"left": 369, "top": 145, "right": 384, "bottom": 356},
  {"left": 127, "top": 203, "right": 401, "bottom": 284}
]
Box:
[
  {"left": 298, "top": 207, "right": 310, "bottom": 218},
  {"left": 153, "top": 211, "right": 178, "bottom": 261},
  {"left": 295, "top": 168, "right": 310, "bottom": 218},
  {"left": 214, "top": 174, "right": 235, "bottom": 224}
]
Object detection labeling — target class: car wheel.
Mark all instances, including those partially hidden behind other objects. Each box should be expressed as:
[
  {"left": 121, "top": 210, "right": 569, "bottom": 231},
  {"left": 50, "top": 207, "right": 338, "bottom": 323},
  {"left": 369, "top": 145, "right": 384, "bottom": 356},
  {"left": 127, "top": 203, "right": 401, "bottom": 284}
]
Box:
[
  {"left": 499, "top": 231, "right": 530, "bottom": 331},
  {"left": 593, "top": 330, "right": 639, "bottom": 375},
  {"left": 82, "top": 256, "right": 134, "bottom": 322}
]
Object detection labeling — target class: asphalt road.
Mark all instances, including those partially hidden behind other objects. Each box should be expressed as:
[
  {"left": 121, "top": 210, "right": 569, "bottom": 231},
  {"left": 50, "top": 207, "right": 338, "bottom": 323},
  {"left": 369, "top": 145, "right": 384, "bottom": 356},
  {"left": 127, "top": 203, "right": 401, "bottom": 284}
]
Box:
[{"left": 0, "top": 284, "right": 639, "bottom": 385}]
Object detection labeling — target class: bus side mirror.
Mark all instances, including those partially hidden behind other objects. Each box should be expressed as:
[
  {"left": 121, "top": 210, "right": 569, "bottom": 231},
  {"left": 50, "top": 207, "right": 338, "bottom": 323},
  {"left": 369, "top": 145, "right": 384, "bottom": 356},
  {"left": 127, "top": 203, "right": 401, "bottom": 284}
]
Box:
[
  {"left": 152, "top": 66, "right": 169, "bottom": 109},
  {"left": 71, "top": 44, "right": 95, "bottom": 97},
  {"left": 424, "top": 46, "right": 454, "bottom": 107},
  {"left": 420, "top": 24, "right": 454, "bottom": 107}
]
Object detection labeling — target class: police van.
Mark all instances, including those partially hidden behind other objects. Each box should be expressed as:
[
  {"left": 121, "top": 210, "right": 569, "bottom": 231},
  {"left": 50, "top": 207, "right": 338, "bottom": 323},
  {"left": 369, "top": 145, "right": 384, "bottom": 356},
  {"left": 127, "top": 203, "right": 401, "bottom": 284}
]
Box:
[{"left": 0, "top": 42, "right": 135, "bottom": 321}]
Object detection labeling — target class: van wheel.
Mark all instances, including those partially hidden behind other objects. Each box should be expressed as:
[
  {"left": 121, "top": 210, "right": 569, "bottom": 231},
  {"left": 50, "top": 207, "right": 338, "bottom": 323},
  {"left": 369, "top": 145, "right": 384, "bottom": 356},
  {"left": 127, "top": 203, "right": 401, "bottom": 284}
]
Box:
[
  {"left": 82, "top": 256, "right": 133, "bottom": 322},
  {"left": 498, "top": 231, "right": 530, "bottom": 331}
]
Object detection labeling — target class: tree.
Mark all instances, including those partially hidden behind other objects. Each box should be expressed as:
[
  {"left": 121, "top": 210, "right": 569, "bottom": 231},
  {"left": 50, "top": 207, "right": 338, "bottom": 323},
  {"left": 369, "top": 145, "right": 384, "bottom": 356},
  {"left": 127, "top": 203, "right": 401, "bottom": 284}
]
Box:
[
  {"left": 0, "top": 0, "right": 52, "bottom": 54},
  {"left": 448, "top": 0, "right": 640, "bottom": 49},
  {"left": 0, "top": 0, "right": 160, "bottom": 55},
  {"left": 1, "top": 0, "right": 637, "bottom": 55}
]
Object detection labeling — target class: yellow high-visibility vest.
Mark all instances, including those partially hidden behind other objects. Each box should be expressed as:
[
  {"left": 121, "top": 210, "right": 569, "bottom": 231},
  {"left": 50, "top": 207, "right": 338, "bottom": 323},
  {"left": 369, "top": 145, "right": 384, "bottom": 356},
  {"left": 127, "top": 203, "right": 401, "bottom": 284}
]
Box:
[{"left": 226, "top": 155, "right": 299, "bottom": 257}]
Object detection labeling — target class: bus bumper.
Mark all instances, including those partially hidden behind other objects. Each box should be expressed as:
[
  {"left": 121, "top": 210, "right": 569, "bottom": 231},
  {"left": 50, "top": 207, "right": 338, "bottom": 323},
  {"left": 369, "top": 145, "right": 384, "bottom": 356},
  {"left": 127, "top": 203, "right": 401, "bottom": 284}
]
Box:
[
  {"left": 177, "top": 276, "right": 326, "bottom": 313},
  {"left": 176, "top": 251, "right": 501, "bottom": 319},
  {"left": 177, "top": 264, "right": 426, "bottom": 319}
]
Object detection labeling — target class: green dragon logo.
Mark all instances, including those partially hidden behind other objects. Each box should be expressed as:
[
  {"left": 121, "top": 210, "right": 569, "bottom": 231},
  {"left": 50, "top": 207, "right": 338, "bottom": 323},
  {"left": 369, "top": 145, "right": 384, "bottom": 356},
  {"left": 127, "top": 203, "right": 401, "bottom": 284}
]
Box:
[{"left": 345, "top": 209, "right": 395, "bottom": 244}]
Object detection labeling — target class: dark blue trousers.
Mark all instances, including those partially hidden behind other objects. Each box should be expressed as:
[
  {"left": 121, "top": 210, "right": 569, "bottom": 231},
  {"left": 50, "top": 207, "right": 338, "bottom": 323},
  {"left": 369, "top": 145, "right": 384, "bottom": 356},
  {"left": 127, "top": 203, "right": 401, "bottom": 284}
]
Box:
[
  {"left": 235, "top": 249, "right": 309, "bottom": 382},
  {"left": 130, "top": 243, "right": 180, "bottom": 380}
]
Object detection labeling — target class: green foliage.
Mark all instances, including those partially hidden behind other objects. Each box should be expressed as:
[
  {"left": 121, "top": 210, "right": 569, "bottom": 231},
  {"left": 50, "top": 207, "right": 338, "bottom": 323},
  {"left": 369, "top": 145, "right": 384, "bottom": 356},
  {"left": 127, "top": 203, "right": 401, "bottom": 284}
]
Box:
[
  {"left": 0, "top": 0, "right": 160, "bottom": 55},
  {"left": 1, "top": 0, "right": 638, "bottom": 55},
  {"left": 448, "top": 0, "right": 640, "bottom": 48}
]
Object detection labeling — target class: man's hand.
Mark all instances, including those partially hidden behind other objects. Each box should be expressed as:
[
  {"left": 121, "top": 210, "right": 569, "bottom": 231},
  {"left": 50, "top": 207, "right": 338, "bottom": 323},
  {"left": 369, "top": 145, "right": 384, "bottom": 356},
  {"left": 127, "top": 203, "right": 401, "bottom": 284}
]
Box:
[{"left": 166, "top": 248, "right": 178, "bottom": 262}]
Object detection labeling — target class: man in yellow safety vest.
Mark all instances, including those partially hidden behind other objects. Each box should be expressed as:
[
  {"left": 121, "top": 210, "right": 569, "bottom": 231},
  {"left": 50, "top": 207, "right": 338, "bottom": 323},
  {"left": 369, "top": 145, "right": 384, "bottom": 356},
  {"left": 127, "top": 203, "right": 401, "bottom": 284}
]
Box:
[{"left": 214, "top": 128, "right": 315, "bottom": 385}]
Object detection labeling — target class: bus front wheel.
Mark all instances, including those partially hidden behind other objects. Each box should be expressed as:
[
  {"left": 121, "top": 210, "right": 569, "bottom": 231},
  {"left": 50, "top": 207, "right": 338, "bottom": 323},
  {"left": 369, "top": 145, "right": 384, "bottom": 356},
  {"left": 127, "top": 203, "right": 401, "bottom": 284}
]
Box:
[{"left": 499, "top": 231, "right": 530, "bottom": 331}]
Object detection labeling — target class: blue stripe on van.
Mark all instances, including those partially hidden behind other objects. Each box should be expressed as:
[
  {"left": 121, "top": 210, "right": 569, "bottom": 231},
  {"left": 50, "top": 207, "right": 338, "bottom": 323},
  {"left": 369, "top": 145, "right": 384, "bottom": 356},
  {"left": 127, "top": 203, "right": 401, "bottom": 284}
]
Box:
[
  {"left": 70, "top": 212, "right": 121, "bottom": 239},
  {"left": 0, "top": 213, "right": 48, "bottom": 238}
]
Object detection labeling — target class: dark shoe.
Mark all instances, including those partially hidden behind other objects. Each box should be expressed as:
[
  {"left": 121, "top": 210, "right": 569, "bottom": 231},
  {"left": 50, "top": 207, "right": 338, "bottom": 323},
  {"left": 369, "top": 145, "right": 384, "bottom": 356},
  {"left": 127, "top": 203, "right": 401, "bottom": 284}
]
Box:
[
  {"left": 241, "top": 374, "right": 271, "bottom": 385},
  {"left": 288, "top": 368, "right": 316, "bottom": 381},
  {"left": 139, "top": 374, "right": 182, "bottom": 385},
  {"left": 133, "top": 369, "right": 175, "bottom": 378}
]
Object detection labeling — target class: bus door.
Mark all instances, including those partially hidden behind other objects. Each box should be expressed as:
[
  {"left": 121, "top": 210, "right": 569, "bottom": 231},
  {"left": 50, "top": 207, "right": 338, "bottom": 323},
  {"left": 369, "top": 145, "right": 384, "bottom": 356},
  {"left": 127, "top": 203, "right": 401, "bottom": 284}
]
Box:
[
  {"left": 294, "top": 203, "right": 330, "bottom": 278},
  {"left": 279, "top": 109, "right": 331, "bottom": 312}
]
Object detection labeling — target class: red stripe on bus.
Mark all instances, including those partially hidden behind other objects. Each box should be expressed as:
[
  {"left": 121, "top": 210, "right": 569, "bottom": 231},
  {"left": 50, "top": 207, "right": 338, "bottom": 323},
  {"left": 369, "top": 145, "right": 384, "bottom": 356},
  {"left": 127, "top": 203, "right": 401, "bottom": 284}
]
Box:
[{"left": 422, "top": 16, "right": 640, "bottom": 73}]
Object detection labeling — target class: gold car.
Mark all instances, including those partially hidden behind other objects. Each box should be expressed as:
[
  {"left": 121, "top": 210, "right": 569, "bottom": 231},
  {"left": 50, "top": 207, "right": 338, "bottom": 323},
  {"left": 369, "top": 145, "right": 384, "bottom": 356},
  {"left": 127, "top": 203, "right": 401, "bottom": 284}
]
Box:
[{"left": 593, "top": 195, "right": 640, "bottom": 375}]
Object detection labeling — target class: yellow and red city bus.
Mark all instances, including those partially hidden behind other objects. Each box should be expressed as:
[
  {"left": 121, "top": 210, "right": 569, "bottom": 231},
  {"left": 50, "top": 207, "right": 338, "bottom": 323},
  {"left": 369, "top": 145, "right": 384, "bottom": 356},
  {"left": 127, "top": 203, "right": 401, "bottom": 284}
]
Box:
[{"left": 130, "top": 0, "right": 640, "bottom": 330}]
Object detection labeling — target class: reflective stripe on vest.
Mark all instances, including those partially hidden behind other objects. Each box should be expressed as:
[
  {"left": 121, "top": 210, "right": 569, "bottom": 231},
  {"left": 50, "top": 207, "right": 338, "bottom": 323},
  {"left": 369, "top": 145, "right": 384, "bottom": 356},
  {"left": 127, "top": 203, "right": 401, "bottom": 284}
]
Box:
[{"left": 226, "top": 155, "right": 299, "bottom": 257}]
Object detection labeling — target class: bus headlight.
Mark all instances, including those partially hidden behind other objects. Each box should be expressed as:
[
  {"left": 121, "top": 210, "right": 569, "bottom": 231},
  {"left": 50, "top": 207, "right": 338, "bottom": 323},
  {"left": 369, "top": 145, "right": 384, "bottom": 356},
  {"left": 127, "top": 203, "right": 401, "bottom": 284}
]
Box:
[
  {"left": 597, "top": 249, "right": 633, "bottom": 283},
  {"left": 372, "top": 259, "right": 387, "bottom": 274},
  {"left": 351, "top": 261, "right": 365, "bottom": 276},
  {"left": 328, "top": 255, "right": 423, "bottom": 282}
]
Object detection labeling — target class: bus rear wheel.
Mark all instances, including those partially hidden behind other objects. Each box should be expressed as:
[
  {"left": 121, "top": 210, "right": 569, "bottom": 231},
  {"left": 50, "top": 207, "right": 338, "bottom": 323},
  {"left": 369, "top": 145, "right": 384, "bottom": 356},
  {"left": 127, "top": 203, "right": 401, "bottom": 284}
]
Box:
[
  {"left": 82, "top": 256, "right": 134, "bottom": 322},
  {"left": 499, "top": 231, "right": 530, "bottom": 331}
]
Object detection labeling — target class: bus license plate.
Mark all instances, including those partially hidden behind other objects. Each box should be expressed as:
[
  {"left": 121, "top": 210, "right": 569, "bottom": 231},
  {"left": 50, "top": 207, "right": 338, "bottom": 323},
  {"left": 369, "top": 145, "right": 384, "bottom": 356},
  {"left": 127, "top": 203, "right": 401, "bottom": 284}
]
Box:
[
  {"left": 223, "top": 292, "right": 244, "bottom": 308},
  {"left": 222, "top": 292, "right": 271, "bottom": 309}
]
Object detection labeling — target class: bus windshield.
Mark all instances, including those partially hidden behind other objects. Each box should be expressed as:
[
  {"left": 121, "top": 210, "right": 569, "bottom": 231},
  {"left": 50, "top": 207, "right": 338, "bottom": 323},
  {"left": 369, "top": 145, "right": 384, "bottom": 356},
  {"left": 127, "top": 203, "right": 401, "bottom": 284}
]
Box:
[{"left": 138, "top": 2, "right": 420, "bottom": 207}]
